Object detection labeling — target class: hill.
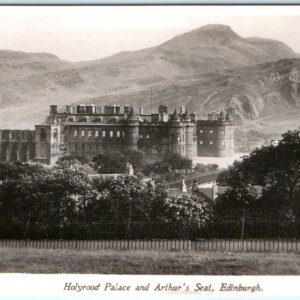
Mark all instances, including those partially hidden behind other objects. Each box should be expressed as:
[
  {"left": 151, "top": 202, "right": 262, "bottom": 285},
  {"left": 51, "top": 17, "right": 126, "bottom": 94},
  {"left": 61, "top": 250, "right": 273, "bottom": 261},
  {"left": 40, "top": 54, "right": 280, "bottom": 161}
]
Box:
[{"left": 0, "top": 24, "right": 299, "bottom": 134}]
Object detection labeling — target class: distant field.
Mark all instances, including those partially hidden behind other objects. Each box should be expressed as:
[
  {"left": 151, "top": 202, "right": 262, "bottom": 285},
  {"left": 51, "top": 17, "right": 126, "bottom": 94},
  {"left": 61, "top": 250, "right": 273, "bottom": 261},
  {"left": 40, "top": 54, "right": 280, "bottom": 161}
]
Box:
[{"left": 0, "top": 248, "right": 299, "bottom": 274}]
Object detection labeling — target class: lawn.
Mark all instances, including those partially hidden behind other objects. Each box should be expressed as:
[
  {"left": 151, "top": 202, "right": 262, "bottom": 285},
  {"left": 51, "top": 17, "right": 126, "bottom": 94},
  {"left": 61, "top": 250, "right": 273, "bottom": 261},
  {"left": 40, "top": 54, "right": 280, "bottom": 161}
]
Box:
[{"left": 0, "top": 248, "right": 299, "bottom": 274}]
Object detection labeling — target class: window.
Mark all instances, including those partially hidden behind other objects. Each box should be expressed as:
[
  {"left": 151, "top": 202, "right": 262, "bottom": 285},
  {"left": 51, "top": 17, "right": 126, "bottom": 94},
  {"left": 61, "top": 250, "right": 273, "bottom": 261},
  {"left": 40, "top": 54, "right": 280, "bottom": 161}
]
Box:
[
  {"left": 74, "top": 143, "right": 78, "bottom": 151},
  {"left": 210, "top": 141, "right": 213, "bottom": 145},
  {"left": 182, "top": 135, "right": 185, "bottom": 142},
  {"left": 81, "top": 130, "right": 85, "bottom": 138},
  {"left": 95, "top": 130, "right": 99, "bottom": 137},
  {"left": 74, "top": 130, "right": 78, "bottom": 138},
  {"left": 222, "top": 131, "right": 225, "bottom": 135},
  {"left": 146, "top": 134, "right": 150, "bottom": 140},
  {"left": 199, "top": 140, "right": 203, "bottom": 145},
  {"left": 89, "top": 144, "right": 92, "bottom": 151},
  {"left": 122, "top": 131, "right": 125, "bottom": 137},
  {"left": 102, "top": 131, "right": 106, "bottom": 137},
  {"left": 139, "top": 134, "right": 143, "bottom": 139},
  {"left": 210, "top": 130, "right": 214, "bottom": 134},
  {"left": 110, "top": 131, "right": 113, "bottom": 137},
  {"left": 117, "top": 131, "right": 120, "bottom": 138},
  {"left": 82, "top": 144, "right": 85, "bottom": 151},
  {"left": 200, "top": 130, "right": 203, "bottom": 134},
  {"left": 222, "top": 142, "right": 225, "bottom": 147},
  {"left": 53, "top": 129, "right": 58, "bottom": 142},
  {"left": 40, "top": 128, "right": 46, "bottom": 142},
  {"left": 88, "top": 130, "right": 92, "bottom": 138},
  {"left": 177, "top": 136, "right": 181, "bottom": 142}
]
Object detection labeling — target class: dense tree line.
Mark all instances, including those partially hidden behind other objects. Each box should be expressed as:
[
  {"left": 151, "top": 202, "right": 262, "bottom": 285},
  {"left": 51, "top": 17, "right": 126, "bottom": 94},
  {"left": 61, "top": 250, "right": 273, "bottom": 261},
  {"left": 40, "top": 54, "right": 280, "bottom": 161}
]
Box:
[
  {"left": 216, "top": 129, "right": 300, "bottom": 219},
  {"left": 0, "top": 162, "right": 212, "bottom": 238}
]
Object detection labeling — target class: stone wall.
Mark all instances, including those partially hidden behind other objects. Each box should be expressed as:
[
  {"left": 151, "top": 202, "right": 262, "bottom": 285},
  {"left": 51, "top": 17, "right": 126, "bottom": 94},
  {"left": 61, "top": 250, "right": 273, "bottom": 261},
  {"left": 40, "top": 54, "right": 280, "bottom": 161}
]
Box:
[{"left": 0, "top": 130, "right": 35, "bottom": 162}]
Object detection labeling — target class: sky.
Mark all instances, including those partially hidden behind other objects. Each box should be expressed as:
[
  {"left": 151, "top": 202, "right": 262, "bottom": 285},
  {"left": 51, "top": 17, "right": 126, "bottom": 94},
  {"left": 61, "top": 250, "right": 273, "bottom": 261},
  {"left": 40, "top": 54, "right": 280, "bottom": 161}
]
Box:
[{"left": 1, "top": 5, "right": 300, "bottom": 62}]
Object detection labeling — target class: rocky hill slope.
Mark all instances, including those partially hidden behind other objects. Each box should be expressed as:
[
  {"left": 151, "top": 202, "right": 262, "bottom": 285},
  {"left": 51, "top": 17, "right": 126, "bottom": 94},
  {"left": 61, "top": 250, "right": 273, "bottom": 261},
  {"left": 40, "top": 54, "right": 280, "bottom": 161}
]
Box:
[{"left": 0, "top": 24, "right": 299, "bottom": 133}]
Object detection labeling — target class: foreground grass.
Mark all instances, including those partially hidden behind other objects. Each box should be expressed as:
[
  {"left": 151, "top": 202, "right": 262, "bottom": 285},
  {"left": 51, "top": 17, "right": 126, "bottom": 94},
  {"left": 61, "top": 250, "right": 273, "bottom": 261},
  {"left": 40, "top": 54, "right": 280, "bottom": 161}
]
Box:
[{"left": 0, "top": 248, "right": 299, "bottom": 274}]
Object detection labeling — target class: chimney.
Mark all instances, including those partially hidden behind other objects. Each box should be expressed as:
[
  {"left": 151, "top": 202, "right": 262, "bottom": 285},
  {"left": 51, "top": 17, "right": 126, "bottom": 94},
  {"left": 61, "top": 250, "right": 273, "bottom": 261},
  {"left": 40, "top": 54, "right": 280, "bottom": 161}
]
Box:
[
  {"left": 66, "top": 105, "right": 72, "bottom": 114},
  {"left": 50, "top": 105, "right": 58, "bottom": 116},
  {"left": 124, "top": 105, "right": 131, "bottom": 114}
]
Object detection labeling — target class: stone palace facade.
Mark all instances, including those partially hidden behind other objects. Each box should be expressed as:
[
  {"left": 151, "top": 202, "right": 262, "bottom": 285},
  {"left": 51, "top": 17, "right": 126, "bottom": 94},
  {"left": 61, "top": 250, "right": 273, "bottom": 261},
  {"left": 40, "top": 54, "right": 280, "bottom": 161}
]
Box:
[{"left": 0, "top": 104, "right": 234, "bottom": 164}]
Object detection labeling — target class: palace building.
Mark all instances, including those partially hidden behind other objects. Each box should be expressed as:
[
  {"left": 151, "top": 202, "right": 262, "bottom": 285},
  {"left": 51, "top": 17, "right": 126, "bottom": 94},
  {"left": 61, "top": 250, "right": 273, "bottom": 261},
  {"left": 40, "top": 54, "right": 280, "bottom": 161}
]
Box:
[{"left": 0, "top": 104, "right": 234, "bottom": 164}]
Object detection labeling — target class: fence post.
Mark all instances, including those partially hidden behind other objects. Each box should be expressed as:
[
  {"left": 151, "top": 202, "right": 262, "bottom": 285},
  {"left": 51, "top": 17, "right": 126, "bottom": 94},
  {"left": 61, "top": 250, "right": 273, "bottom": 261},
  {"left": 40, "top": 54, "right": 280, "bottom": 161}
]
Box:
[
  {"left": 240, "top": 209, "right": 245, "bottom": 251},
  {"left": 125, "top": 208, "right": 132, "bottom": 250},
  {"left": 22, "top": 210, "right": 31, "bottom": 242},
  {"left": 75, "top": 223, "right": 79, "bottom": 250}
]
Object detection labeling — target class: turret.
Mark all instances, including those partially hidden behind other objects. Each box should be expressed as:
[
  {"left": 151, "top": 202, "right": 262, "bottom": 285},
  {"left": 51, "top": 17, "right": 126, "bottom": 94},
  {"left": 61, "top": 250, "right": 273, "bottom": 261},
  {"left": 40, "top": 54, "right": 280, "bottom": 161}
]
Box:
[
  {"left": 183, "top": 109, "right": 194, "bottom": 159},
  {"left": 124, "top": 107, "right": 139, "bottom": 151},
  {"left": 183, "top": 108, "right": 191, "bottom": 122},
  {"left": 168, "top": 109, "right": 183, "bottom": 156}
]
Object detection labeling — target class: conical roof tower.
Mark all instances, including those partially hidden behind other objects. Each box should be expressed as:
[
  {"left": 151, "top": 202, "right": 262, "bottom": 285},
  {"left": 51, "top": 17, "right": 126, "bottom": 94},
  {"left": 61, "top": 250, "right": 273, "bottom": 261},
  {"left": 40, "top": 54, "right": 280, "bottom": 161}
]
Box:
[
  {"left": 183, "top": 108, "right": 191, "bottom": 122},
  {"left": 170, "top": 109, "right": 180, "bottom": 123}
]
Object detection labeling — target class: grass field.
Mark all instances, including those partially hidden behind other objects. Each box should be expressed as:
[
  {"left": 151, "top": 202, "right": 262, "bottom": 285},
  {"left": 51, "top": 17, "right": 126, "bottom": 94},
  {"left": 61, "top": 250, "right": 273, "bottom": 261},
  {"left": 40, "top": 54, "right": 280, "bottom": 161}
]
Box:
[{"left": 0, "top": 248, "right": 299, "bottom": 275}]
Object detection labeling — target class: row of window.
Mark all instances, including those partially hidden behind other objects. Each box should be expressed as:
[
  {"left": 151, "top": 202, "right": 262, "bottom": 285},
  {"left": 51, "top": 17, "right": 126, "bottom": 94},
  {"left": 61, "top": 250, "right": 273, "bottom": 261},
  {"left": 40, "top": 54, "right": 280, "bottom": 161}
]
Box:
[
  {"left": 73, "top": 130, "right": 154, "bottom": 140},
  {"left": 74, "top": 130, "right": 124, "bottom": 138},
  {"left": 140, "top": 134, "right": 150, "bottom": 140},
  {"left": 199, "top": 130, "right": 226, "bottom": 135},
  {"left": 199, "top": 140, "right": 226, "bottom": 146}
]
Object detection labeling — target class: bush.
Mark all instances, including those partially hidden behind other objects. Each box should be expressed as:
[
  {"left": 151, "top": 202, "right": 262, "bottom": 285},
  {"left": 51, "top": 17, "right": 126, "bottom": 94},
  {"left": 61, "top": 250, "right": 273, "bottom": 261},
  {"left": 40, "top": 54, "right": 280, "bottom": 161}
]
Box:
[{"left": 93, "top": 152, "right": 127, "bottom": 174}]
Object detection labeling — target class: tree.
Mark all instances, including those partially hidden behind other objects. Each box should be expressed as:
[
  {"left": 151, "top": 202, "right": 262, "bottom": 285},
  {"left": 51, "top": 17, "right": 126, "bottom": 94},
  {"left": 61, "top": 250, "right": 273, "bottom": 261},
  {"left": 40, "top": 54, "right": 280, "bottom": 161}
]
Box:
[
  {"left": 124, "top": 150, "right": 145, "bottom": 171},
  {"left": 142, "top": 161, "right": 170, "bottom": 175},
  {"left": 89, "top": 175, "right": 149, "bottom": 223},
  {"left": 93, "top": 152, "right": 127, "bottom": 174},
  {"left": 142, "top": 153, "right": 193, "bottom": 176},
  {"left": 55, "top": 156, "right": 95, "bottom": 174},
  {"left": 153, "top": 192, "right": 213, "bottom": 229},
  {"left": 216, "top": 129, "right": 300, "bottom": 217},
  {"left": 163, "top": 153, "right": 193, "bottom": 170},
  {"left": 89, "top": 175, "right": 212, "bottom": 238},
  {"left": 0, "top": 162, "right": 42, "bottom": 181},
  {"left": 0, "top": 163, "right": 95, "bottom": 227},
  {"left": 194, "top": 163, "right": 218, "bottom": 173}
]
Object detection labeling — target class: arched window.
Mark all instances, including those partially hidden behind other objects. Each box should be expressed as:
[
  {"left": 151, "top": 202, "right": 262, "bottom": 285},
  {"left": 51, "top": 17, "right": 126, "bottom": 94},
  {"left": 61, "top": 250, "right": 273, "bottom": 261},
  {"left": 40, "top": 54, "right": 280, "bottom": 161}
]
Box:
[{"left": 40, "top": 128, "right": 46, "bottom": 142}]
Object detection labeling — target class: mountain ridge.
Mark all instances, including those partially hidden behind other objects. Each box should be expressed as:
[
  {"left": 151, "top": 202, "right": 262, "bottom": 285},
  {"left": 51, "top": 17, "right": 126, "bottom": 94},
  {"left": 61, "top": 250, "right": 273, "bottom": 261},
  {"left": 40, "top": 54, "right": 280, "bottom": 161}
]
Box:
[{"left": 0, "top": 24, "right": 299, "bottom": 136}]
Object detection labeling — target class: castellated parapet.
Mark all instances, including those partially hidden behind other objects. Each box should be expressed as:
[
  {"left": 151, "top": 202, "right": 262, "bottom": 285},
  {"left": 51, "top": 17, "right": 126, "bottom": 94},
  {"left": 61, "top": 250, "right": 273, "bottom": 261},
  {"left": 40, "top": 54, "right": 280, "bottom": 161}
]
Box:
[{"left": 0, "top": 103, "right": 235, "bottom": 164}]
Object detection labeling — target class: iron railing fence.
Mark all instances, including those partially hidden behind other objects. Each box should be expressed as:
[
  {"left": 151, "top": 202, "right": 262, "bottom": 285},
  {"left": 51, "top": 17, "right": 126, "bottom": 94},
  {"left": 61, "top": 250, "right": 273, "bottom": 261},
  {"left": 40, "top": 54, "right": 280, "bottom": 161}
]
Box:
[
  {"left": 0, "top": 210, "right": 299, "bottom": 240},
  {"left": 0, "top": 211, "right": 299, "bottom": 252}
]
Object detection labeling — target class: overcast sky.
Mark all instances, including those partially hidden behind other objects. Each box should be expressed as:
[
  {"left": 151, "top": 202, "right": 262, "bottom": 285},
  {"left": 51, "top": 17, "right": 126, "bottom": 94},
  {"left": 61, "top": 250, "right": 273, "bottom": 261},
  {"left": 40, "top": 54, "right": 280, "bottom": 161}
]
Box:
[{"left": 1, "top": 5, "right": 300, "bottom": 62}]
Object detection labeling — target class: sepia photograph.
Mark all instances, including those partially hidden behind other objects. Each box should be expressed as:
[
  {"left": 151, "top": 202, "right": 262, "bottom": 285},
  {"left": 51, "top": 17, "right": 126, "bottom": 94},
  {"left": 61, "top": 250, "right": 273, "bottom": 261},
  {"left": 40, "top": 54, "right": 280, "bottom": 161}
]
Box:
[{"left": 0, "top": 4, "right": 299, "bottom": 280}]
